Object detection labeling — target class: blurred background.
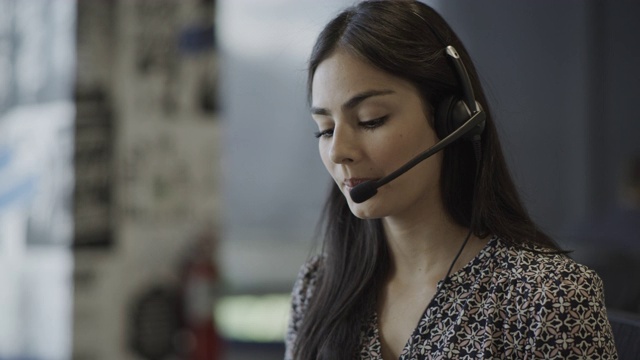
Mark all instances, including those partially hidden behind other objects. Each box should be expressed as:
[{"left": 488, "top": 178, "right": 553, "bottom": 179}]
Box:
[{"left": 0, "top": 0, "right": 638, "bottom": 359}]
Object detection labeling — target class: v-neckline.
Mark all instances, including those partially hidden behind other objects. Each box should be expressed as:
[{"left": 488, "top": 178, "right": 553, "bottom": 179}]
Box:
[
  {"left": 372, "top": 278, "right": 446, "bottom": 360},
  {"left": 370, "top": 236, "right": 498, "bottom": 360}
]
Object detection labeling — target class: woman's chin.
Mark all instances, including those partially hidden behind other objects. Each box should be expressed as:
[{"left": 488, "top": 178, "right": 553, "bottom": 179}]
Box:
[{"left": 347, "top": 201, "right": 383, "bottom": 220}]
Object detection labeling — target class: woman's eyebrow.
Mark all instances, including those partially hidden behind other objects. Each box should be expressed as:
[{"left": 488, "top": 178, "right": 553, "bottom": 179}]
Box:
[{"left": 310, "top": 89, "right": 395, "bottom": 116}]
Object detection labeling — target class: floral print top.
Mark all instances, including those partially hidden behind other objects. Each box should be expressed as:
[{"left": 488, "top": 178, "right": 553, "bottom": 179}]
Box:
[{"left": 285, "top": 237, "right": 618, "bottom": 359}]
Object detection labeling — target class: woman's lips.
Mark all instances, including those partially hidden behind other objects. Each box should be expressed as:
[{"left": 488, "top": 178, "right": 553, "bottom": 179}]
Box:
[{"left": 344, "top": 178, "right": 376, "bottom": 189}]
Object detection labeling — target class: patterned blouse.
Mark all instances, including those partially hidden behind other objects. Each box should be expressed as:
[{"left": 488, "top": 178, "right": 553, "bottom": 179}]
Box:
[{"left": 285, "top": 237, "right": 618, "bottom": 359}]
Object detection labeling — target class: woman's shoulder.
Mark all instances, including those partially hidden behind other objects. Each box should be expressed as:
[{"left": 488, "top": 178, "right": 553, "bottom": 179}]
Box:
[
  {"left": 493, "top": 238, "right": 605, "bottom": 300},
  {"left": 285, "top": 254, "right": 324, "bottom": 358},
  {"left": 289, "top": 254, "right": 325, "bottom": 324},
  {"left": 490, "top": 240, "right": 617, "bottom": 357}
]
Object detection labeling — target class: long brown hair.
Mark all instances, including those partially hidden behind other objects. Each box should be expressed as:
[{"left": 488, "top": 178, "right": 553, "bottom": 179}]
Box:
[{"left": 294, "top": 1, "right": 563, "bottom": 358}]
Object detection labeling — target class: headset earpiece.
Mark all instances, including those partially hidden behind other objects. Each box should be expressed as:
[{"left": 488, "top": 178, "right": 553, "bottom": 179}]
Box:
[
  {"left": 435, "top": 96, "right": 485, "bottom": 141},
  {"left": 433, "top": 46, "right": 486, "bottom": 142},
  {"left": 434, "top": 96, "right": 456, "bottom": 139}
]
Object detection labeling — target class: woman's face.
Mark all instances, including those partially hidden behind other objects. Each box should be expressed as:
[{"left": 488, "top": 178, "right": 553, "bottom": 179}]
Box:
[{"left": 311, "top": 49, "right": 444, "bottom": 220}]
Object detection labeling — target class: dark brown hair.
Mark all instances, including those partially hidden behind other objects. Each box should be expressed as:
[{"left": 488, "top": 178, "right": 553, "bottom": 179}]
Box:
[{"left": 294, "top": 1, "right": 562, "bottom": 358}]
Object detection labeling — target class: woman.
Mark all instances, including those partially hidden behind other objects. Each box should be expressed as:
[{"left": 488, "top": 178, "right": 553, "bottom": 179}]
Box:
[{"left": 285, "top": 1, "right": 617, "bottom": 359}]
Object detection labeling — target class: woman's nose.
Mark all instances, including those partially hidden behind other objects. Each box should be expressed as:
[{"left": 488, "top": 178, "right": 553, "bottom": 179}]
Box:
[{"left": 329, "top": 126, "right": 358, "bottom": 164}]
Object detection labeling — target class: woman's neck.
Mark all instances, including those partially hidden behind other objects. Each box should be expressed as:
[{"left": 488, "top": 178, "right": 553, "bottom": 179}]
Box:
[
  {"left": 381, "top": 204, "right": 485, "bottom": 286},
  {"left": 383, "top": 221, "right": 458, "bottom": 281}
]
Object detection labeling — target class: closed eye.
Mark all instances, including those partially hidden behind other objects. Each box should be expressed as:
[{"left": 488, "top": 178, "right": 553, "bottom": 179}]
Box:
[
  {"left": 314, "top": 116, "right": 388, "bottom": 139},
  {"left": 314, "top": 128, "right": 334, "bottom": 139},
  {"left": 360, "top": 116, "right": 388, "bottom": 130}
]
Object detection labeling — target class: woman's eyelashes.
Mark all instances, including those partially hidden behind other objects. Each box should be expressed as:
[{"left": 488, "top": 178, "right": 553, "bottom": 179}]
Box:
[
  {"left": 314, "top": 128, "right": 333, "bottom": 139},
  {"left": 360, "top": 115, "right": 388, "bottom": 130},
  {"left": 313, "top": 116, "right": 389, "bottom": 139}
]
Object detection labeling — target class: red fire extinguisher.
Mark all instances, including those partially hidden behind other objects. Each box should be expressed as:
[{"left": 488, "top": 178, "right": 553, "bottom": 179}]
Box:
[{"left": 181, "top": 226, "right": 223, "bottom": 360}]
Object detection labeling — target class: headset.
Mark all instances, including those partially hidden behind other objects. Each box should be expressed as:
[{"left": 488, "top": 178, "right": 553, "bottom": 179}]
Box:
[
  {"left": 349, "top": 43, "right": 487, "bottom": 204},
  {"left": 434, "top": 45, "right": 486, "bottom": 143},
  {"left": 349, "top": 7, "right": 487, "bottom": 204},
  {"left": 416, "top": 4, "right": 486, "bottom": 143}
]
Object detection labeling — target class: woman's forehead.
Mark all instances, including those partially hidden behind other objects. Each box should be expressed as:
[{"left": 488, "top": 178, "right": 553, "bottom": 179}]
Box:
[{"left": 311, "top": 50, "right": 417, "bottom": 107}]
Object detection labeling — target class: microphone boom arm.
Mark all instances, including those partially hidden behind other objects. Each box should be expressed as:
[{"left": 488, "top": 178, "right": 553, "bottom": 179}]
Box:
[{"left": 372, "top": 110, "right": 484, "bottom": 189}]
